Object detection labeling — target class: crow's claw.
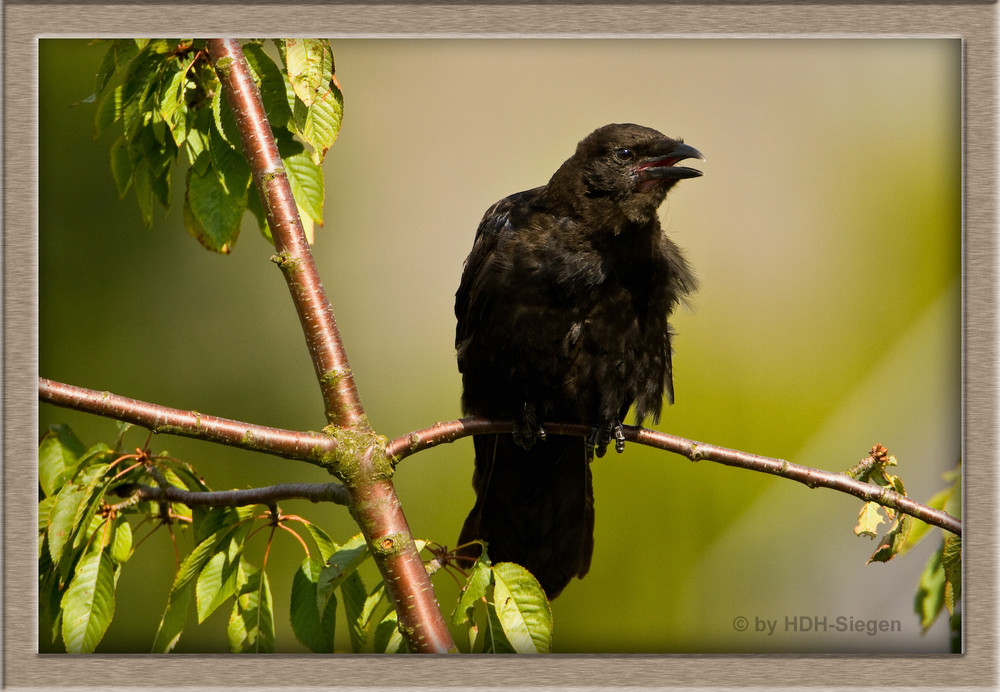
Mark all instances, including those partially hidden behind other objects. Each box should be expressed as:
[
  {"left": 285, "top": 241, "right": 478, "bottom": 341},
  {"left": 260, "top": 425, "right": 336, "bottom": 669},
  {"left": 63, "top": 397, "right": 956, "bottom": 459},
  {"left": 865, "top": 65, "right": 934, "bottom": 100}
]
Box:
[
  {"left": 612, "top": 422, "right": 626, "bottom": 454},
  {"left": 513, "top": 403, "right": 546, "bottom": 450},
  {"left": 586, "top": 420, "right": 625, "bottom": 458}
]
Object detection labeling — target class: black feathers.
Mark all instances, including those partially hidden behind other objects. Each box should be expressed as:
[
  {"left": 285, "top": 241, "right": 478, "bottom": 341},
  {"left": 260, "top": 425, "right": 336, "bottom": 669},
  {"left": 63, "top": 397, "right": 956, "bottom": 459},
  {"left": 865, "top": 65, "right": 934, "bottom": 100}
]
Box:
[{"left": 455, "top": 123, "right": 701, "bottom": 598}]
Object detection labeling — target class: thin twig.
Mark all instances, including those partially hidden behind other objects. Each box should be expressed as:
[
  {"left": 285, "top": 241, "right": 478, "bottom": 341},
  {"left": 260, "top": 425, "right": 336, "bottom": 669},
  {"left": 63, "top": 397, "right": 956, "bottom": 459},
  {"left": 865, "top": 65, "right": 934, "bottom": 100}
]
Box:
[
  {"left": 118, "top": 481, "right": 350, "bottom": 508},
  {"left": 386, "top": 418, "right": 962, "bottom": 536}
]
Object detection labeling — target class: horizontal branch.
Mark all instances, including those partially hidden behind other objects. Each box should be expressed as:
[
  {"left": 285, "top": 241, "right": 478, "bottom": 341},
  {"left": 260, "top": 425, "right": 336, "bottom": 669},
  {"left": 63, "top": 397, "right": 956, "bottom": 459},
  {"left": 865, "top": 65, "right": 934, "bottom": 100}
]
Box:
[
  {"left": 386, "top": 417, "right": 962, "bottom": 536},
  {"left": 118, "top": 481, "right": 349, "bottom": 508},
  {"left": 38, "top": 377, "right": 336, "bottom": 468}
]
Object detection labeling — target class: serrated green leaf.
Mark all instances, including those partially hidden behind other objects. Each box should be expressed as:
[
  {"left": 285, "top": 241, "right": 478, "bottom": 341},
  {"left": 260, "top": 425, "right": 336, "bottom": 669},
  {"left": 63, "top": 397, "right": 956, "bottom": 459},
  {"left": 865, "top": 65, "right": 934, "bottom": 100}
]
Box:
[
  {"left": 301, "top": 521, "right": 338, "bottom": 562},
  {"left": 152, "top": 518, "right": 243, "bottom": 652},
  {"left": 211, "top": 84, "right": 241, "bottom": 147},
  {"left": 184, "top": 161, "right": 244, "bottom": 253},
  {"left": 290, "top": 557, "right": 337, "bottom": 653},
  {"left": 61, "top": 547, "right": 116, "bottom": 653},
  {"left": 282, "top": 39, "right": 332, "bottom": 108},
  {"left": 193, "top": 506, "right": 239, "bottom": 545},
  {"left": 243, "top": 42, "right": 292, "bottom": 129},
  {"left": 133, "top": 160, "right": 155, "bottom": 227},
  {"left": 208, "top": 126, "right": 251, "bottom": 197},
  {"left": 868, "top": 514, "right": 912, "bottom": 564},
  {"left": 942, "top": 534, "right": 961, "bottom": 616},
  {"left": 246, "top": 183, "right": 271, "bottom": 242},
  {"left": 453, "top": 555, "right": 492, "bottom": 627},
  {"left": 915, "top": 543, "right": 946, "bottom": 631},
  {"left": 340, "top": 570, "right": 370, "bottom": 652},
  {"left": 110, "top": 518, "right": 132, "bottom": 564},
  {"left": 195, "top": 537, "right": 243, "bottom": 623},
  {"left": 94, "top": 84, "right": 126, "bottom": 138},
  {"left": 298, "top": 79, "right": 342, "bottom": 164},
  {"left": 68, "top": 461, "right": 116, "bottom": 554},
  {"left": 373, "top": 609, "right": 406, "bottom": 654},
  {"left": 46, "top": 457, "right": 112, "bottom": 566},
  {"left": 318, "top": 533, "right": 369, "bottom": 602},
  {"left": 109, "top": 133, "right": 137, "bottom": 198},
  {"left": 151, "top": 578, "right": 193, "bottom": 653},
  {"left": 489, "top": 562, "right": 552, "bottom": 653},
  {"left": 39, "top": 424, "right": 86, "bottom": 498},
  {"left": 228, "top": 560, "right": 274, "bottom": 653},
  {"left": 47, "top": 482, "right": 89, "bottom": 567},
  {"left": 158, "top": 67, "right": 189, "bottom": 147},
  {"left": 282, "top": 149, "right": 323, "bottom": 226}
]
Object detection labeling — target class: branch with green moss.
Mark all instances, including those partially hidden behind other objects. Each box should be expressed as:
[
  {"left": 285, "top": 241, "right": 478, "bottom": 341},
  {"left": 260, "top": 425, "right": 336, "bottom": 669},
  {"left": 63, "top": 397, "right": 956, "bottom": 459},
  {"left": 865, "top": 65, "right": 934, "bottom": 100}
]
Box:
[{"left": 203, "top": 39, "right": 455, "bottom": 654}]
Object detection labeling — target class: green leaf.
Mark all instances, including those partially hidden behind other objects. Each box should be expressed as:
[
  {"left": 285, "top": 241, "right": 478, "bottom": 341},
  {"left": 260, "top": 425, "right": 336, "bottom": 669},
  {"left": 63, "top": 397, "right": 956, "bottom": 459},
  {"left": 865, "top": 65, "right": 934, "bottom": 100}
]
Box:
[
  {"left": 373, "top": 609, "right": 407, "bottom": 654},
  {"left": 853, "top": 501, "right": 885, "bottom": 539},
  {"left": 246, "top": 183, "right": 271, "bottom": 241},
  {"left": 282, "top": 39, "right": 332, "bottom": 108},
  {"left": 208, "top": 125, "right": 251, "bottom": 197},
  {"left": 301, "top": 521, "right": 338, "bottom": 562},
  {"left": 47, "top": 456, "right": 112, "bottom": 566},
  {"left": 489, "top": 562, "right": 553, "bottom": 653},
  {"left": 452, "top": 554, "right": 492, "bottom": 652},
  {"left": 152, "top": 516, "right": 246, "bottom": 652},
  {"left": 184, "top": 158, "right": 245, "bottom": 253},
  {"left": 133, "top": 159, "right": 155, "bottom": 227},
  {"left": 318, "top": 533, "right": 369, "bottom": 601},
  {"left": 242, "top": 42, "right": 292, "bottom": 129},
  {"left": 282, "top": 148, "right": 324, "bottom": 226},
  {"left": 915, "top": 543, "right": 946, "bottom": 632},
  {"left": 297, "top": 78, "right": 342, "bottom": 164},
  {"left": 110, "top": 518, "right": 133, "bottom": 564},
  {"left": 61, "top": 547, "right": 116, "bottom": 653},
  {"left": 46, "top": 482, "right": 90, "bottom": 567},
  {"left": 94, "top": 84, "right": 126, "bottom": 138},
  {"left": 868, "top": 514, "right": 912, "bottom": 564},
  {"left": 228, "top": 560, "right": 274, "bottom": 653},
  {"left": 38, "top": 423, "right": 86, "bottom": 498},
  {"left": 340, "top": 571, "right": 370, "bottom": 653},
  {"left": 211, "top": 83, "right": 241, "bottom": 147},
  {"left": 942, "top": 534, "right": 961, "bottom": 616},
  {"left": 195, "top": 536, "right": 243, "bottom": 623},
  {"left": 290, "top": 557, "right": 337, "bottom": 653},
  {"left": 151, "top": 578, "right": 193, "bottom": 653},
  {"left": 158, "top": 66, "right": 189, "bottom": 147}
]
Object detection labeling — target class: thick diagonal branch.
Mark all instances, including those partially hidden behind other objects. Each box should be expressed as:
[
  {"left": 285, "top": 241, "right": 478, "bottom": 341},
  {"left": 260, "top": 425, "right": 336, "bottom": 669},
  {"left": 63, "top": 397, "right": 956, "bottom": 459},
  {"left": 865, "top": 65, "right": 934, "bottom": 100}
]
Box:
[
  {"left": 204, "top": 40, "right": 455, "bottom": 654},
  {"left": 206, "top": 38, "right": 365, "bottom": 430},
  {"left": 386, "top": 418, "right": 962, "bottom": 536}
]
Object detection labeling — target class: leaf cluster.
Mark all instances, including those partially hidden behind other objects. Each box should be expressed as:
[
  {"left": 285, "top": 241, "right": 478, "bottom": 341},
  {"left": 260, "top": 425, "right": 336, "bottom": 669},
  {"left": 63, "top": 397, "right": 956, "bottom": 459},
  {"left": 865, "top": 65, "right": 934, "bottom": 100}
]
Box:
[
  {"left": 848, "top": 447, "right": 961, "bottom": 650},
  {"left": 88, "top": 38, "right": 342, "bottom": 253},
  {"left": 452, "top": 550, "right": 554, "bottom": 653},
  {"left": 39, "top": 424, "right": 554, "bottom": 653}
]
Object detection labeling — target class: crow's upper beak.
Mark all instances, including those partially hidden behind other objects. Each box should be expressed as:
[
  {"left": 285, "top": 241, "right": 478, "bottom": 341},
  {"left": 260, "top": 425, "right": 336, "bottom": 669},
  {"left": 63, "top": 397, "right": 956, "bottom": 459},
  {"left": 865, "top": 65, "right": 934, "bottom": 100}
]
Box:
[{"left": 635, "top": 142, "right": 705, "bottom": 182}]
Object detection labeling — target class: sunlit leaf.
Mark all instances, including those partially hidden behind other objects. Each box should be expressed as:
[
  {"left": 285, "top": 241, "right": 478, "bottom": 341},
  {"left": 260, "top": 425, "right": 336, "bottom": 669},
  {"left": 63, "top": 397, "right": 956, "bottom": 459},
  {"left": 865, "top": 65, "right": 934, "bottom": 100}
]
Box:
[
  {"left": 38, "top": 423, "right": 86, "bottom": 498},
  {"left": 228, "top": 560, "right": 274, "bottom": 653},
  {"left": 282, "top": 39, "right": 332, "bottom": 108},
  {"left": 490, "top": 562, "right": 552, "bottom": 653},
  {"left": 61, "top": 547, "right": 116, "bottom": 653},
  {"left": 290, "top": 557, "right": 337, "bottom": 653}
]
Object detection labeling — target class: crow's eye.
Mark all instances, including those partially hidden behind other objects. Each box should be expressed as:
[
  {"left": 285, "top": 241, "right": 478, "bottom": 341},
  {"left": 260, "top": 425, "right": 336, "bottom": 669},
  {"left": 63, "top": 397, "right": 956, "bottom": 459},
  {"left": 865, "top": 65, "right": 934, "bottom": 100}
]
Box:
[{"left": 613, "top": 148, "right": 634, "bottom": 162}]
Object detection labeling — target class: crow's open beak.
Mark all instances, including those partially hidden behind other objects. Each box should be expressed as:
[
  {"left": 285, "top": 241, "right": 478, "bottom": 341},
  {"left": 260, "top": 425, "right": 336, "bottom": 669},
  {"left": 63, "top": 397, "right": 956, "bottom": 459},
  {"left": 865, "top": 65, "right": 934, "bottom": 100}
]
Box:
[{"left": 635, "top": 143, "right": 704, "bottom": 182}]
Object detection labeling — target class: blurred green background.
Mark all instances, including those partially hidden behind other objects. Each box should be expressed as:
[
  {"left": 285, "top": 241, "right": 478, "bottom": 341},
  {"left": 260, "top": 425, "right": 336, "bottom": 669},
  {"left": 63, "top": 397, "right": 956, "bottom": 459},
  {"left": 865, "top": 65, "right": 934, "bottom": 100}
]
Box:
[{"left": 38, "top": 38, "right": 960, "bottom": 653}]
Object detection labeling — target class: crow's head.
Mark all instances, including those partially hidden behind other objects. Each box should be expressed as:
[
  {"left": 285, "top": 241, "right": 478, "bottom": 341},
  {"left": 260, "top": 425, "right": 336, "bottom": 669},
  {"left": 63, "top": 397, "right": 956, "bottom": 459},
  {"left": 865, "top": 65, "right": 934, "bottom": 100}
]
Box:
[{"left": 550, "top": 123, "right": 703, "bottom": 226}]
